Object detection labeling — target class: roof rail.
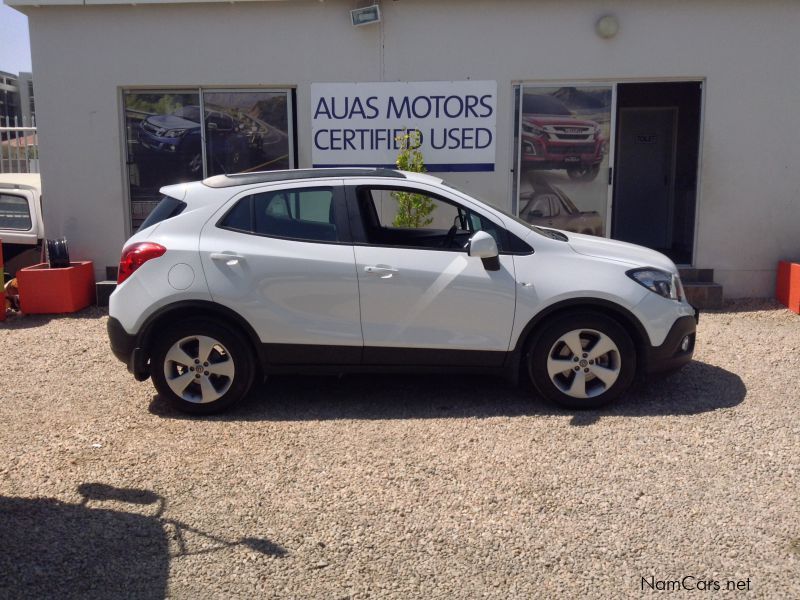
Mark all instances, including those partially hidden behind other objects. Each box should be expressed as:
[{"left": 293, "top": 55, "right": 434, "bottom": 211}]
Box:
[{"left": 203, "top": 168, "right": 406, "bottom": 189}]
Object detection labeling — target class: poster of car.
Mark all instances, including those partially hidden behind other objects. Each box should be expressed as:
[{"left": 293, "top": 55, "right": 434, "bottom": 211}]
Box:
[
  {"left": 517, "top": 86, "right": 612, "bottom": 236},
  {"left": 123, "top": 90, "right": 291, "bottom": 229}
]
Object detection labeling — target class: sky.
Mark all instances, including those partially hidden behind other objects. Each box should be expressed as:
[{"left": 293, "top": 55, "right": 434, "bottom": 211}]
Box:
[{"left": 0, "top": 4, "right": 32, "bottom": 75}]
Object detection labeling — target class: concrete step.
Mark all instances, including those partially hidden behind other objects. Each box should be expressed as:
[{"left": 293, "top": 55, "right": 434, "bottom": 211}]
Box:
[
  {"left": 683, "top": 282, "right": 724, "bottom": 310},
  {"left": 679, "top": 268, "right": 715, "bottom": 283},
  {"left": 96, "top": 280, "right": 116, "bottom": 307}
]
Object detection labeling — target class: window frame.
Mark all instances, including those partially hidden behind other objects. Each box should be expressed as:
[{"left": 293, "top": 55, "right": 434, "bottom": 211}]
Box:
[
  {"left": 216, "top": 183, "right": 352, "bottom": 245},
  {"left": 344, "top": 183, "right": 530, "bottom": 255},
  {"left": 0, "top": 192, "right": 33, "bottom": 232}
]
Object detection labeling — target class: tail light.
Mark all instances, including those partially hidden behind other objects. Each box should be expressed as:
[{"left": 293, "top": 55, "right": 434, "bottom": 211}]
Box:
[{"left": 117, "top": 242, "right": 166, "bottom": 284}]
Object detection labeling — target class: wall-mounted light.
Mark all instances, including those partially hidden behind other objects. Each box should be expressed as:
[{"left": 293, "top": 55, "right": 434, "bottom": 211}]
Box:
[
  {"left": 351, "top": 4, "right": 381, "bottom": 27},
  {"left": 595, "top": 14, "right": 619, "bottom": 39}
]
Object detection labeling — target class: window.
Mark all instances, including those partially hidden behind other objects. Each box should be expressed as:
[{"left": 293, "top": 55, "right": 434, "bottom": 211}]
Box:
[
  {"left": 356, "top": 186, "right": 506, "bottom": 251},
  {"left": 138, "top": 195, "right": 187, "bottom": 230},
  {"left": 220, "top": 187, "right": 338, "bottom": 243},
  {"left": 123, "top": 88, "right": 294, "bottom": 230},
  {"left": 0, "top": 193, "right": 32, "bottom": 230}
]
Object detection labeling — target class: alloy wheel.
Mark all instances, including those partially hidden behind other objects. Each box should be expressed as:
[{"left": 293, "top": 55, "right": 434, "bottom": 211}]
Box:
[
  {"left": 546, "top": 328, "right": 621, "bottom": 399},
  {"left": 163, "top": 335, "right": 235, "bottom": 404}
]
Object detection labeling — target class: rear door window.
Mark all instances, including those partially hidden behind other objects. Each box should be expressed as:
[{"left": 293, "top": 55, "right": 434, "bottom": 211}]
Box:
[
  {"left": 254, "top": 188, "right": 338, "bottom": 242},
  {"left": 0, "top": 193, "right": 32, "bottom": 231},
  {"left": 219, "top": 186, "right": 341, "bottom": 243}
]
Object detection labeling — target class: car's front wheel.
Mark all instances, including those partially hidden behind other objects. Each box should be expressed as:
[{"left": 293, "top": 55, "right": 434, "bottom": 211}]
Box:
[
  {"left": 527, "top": 312, "right": 636, "bottom": 410},
  {"left": 150, "top": 319, "right": 255, "bottom": 414}
]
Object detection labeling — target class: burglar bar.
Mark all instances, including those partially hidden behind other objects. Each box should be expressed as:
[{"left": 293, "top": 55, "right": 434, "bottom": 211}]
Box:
[{"left": 0, "top": 115, "right": 39, "bottom": 174}]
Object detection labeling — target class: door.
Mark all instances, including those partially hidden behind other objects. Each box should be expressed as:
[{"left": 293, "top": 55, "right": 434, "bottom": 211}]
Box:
[
  {"left": 199, "top": 182, "right": 363, "bottom": 363},
  {"left": 347, "top": 183, "right": 517, "bottom": 366},
  {"left": 613, "top": 107, "right": 677, "bottom": 249}
]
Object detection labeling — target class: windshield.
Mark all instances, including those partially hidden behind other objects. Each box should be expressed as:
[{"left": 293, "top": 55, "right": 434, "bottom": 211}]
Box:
[
  {"left": 522, "top": 94, "right": 572, "bottom": 116},
  {"left": 173, "top": 106, "right": 202, "bottom": 123},
  {"left": 442, "top": 182, "right": 568, "bottom": 241}
]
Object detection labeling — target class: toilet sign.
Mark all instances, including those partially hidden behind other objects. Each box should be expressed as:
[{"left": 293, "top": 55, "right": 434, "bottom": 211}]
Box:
[{"left": 311, "top": 81, "right": 496, "bottom": 172}]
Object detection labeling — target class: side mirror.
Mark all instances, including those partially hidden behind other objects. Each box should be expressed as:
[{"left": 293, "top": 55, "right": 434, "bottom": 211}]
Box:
[
  {"left": 468, "top": 230, "right": 499, "bottom": 259},
  {"left": 467, "top": 231, "right": 500, "bottom": 271}
]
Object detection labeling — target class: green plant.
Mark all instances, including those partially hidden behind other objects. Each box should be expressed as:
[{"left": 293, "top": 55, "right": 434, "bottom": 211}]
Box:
[{"left": 392, "top": 130, "right": 435, "bottom": 228}]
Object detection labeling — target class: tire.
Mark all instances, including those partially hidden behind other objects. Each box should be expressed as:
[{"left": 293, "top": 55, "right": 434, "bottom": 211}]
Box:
[
  {"left": 566, "top": 164, "right": 600, "bottom": 182},
  {"left": 150, "top": 318, "right": 256, "bottom": 414},
  {"left": 527, "top": 312, "right": 636, "bottom": 410}
]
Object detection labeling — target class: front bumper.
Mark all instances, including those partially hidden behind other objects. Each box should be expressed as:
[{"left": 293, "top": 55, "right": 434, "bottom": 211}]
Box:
[
  {"left": 521, "top": 137, "right": 603, "bottom": 166},
  {"left": 644, "top": 309, "right": 699, "bottom": 375},
  {"left": 107, "top": 317, "right": 150, "bottom": 381}
]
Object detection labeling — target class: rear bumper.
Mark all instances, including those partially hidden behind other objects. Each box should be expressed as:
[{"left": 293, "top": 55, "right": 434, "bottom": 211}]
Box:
[
  {"left": 107, "top": 317, "right": 150, "bottom": 381},
  {"left": 644, "top": 309, "right": 699, "bottom": 375}
]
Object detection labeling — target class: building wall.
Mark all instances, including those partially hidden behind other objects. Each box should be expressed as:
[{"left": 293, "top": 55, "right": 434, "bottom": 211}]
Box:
[
  {"left": 24, "top": 0, "right": 800, "bottom": 296},
  {"left": 0, "top": 71, "right": 21, "bottom": 125}
]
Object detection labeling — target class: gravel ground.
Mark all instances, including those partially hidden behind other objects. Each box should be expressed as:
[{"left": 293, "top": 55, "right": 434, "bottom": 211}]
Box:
[{"left": 1, "top": 300, "right": 798, "bottom": 599}]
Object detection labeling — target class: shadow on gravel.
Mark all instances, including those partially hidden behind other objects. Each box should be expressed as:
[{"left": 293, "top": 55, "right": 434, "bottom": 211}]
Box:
[
  {"left": 149, "top": 360, "right": 745, "bottom": 426},
  {"left": 0, "top": 306, "right": 107, "bottom": 330},
  {"left": 0, "top": 483, "right": 285, "bottom": 599}
]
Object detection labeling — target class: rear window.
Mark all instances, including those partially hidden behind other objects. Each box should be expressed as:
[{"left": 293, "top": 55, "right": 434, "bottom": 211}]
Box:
[
  {"left": 139, "top": 196, "right": 187, "bottom": 231},
  {"left": 0, "top": 193, "right": 32, "bottom": 231}
]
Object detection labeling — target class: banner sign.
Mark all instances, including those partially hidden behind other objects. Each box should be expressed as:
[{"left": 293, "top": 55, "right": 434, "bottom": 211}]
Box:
[{"left": 311, "top": 81, "right": 496, "bottom": 172}]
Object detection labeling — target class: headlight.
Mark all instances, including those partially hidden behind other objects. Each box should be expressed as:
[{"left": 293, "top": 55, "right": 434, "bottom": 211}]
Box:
[
  {"left": 164, "top": 129, "right": 187, "bottom": 138},
  {"left": 523, "top": 123, "right": 544, "bottom": 136},
  {"left": 627, "top": 268, "right": 683, "bottom": 300}
]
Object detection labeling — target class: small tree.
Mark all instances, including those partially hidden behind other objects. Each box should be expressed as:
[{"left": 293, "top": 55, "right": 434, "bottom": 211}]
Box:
[{"left": 392, "top": 130, "right": 435, "bottom": 228}]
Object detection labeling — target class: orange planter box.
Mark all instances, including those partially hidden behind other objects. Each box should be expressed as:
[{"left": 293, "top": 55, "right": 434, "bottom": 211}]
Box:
[
  {"left": 776, "top": 261, "right": 800, "bottom": 314},
  {"left": 17, "top": 261, "right": 96, "bottom": 314}
]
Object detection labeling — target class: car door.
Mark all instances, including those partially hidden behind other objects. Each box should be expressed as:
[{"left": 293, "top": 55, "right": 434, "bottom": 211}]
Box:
[
  {"left": 346, "top": 181, "right": 517, "bottom": 366},
  {"left": 199, "top": 181, "right": 363, "bottom": 364}
]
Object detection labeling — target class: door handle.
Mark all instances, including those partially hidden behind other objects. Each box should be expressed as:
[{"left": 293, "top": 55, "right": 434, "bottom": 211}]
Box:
[
  {"left": 364, "top": 265, "right": 398, "bottom": 279},
  {"left": 210, "top": 252, "right": 245, "bottom": 266}
]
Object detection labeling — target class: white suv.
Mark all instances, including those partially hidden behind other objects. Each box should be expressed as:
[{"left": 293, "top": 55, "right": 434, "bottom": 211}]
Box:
[{"left": 108, "top": 168, "right": 697, "bottom": 414}]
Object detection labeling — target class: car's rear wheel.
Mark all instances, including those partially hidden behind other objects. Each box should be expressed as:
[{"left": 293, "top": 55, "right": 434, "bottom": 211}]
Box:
[
  {"left": 151, "top": 319, "right": 255, "bottom": 414},
  {"left": 527, "top": 312, "right": 636, "bottom": 409},
  {"left": 566, "top": 164, "right": 600, "bottom": 181}
]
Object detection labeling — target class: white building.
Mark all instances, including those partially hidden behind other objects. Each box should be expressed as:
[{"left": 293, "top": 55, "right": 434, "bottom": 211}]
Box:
[{"left": 5, "top": 0, "right": 800, "bottom": 301}]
